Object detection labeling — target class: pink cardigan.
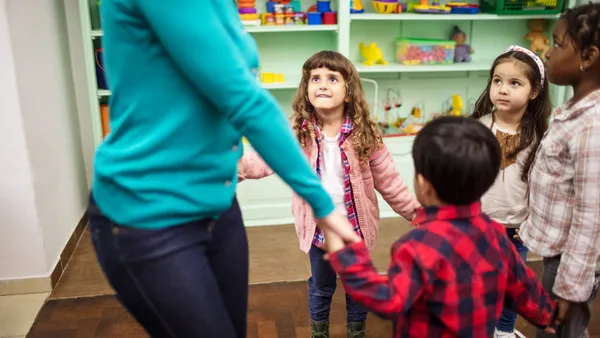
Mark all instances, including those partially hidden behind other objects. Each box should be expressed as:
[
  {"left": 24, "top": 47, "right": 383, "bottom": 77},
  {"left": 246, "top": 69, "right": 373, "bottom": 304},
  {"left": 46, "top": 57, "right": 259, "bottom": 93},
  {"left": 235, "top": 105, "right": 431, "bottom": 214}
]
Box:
[{"left": 239, "top": 137, "right": 421, "bottom": 253}]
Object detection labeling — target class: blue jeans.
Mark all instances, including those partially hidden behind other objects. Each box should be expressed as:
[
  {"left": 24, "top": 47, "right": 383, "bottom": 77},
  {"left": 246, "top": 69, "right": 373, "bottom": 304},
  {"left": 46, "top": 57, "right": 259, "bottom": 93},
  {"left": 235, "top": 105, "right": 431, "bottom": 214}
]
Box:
[
  {"left": 497, "top": 228, "right": 529, "bottom": 333},
  {"left": 308, "top": 245, "right": 368, "bottom": 323},
  {"left": 87, "top": 195, "right": 248, "bottom": 338}
]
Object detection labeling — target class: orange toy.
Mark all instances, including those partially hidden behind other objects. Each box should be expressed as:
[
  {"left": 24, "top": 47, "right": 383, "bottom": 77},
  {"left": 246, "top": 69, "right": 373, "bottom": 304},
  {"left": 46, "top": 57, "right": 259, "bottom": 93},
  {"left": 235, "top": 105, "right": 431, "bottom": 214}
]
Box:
[{"left": 526, "top": 19, "right": 550, "bottom": 56}]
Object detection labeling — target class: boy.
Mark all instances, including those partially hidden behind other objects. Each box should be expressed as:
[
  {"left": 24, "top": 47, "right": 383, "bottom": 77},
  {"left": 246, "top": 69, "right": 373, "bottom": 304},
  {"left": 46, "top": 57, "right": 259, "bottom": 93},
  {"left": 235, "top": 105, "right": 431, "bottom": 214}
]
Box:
[{"left": 324, "top": 117, "right": 559, "bottom": 337}]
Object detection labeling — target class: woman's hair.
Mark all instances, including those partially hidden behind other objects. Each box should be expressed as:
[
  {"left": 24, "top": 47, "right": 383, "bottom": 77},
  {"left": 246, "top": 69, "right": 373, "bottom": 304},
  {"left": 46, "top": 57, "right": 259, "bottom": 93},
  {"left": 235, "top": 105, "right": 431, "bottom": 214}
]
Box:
[
  {"left": 560, "top": 2, "right": 600, "bottom": 61},
  {"left": 470, "top": 50, "right": 551, "bottom": 182},
  {"left": 291, "top": 50, "right": 383, "bottom": 166}
]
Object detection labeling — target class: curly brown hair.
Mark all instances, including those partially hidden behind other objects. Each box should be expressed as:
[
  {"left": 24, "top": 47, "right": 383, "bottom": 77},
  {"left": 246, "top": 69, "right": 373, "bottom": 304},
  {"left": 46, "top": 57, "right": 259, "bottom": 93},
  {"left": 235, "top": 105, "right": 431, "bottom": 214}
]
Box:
[{"left": 291, "top": 50, "right": 383, "bottom": 166}]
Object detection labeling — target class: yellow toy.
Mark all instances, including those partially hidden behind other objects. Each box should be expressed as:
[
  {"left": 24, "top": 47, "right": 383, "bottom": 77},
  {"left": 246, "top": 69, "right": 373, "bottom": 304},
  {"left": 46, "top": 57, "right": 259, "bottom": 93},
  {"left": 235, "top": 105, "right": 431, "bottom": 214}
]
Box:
[
  {"left": 350, "top": 0, "right": 365, "bottom": 13},
  {"left": 372, "top": 1, "right": 398, "bottom": 13},
  {"left": 449, "top": 94, "right": 463, "bottom": 116},
  {"left": 359, "top": 42, "right": 388, "bottom": 66},
  {"left": 260, "top": 72, "right": 285, "bottom": 84}
]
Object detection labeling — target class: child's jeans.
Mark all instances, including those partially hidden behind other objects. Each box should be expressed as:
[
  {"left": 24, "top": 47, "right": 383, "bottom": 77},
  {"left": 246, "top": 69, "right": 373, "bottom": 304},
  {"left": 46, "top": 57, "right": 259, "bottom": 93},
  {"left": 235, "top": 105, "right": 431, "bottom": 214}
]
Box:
[
  {"left": 536, "top": 255, "right": 600, "bottom": 338},
  {"left": 497, "top": 228, "right": 529, "bottom": 333},
  {"left": 308, "top": 245, "right": 368, "bottom": 323}
]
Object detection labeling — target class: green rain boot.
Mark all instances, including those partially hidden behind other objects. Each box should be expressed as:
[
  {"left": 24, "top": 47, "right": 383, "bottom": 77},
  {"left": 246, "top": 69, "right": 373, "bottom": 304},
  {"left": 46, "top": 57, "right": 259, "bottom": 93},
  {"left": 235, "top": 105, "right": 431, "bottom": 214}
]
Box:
[
  {"left": 311, "top": 321, "right": 329, "bottom": 338},
  {"left": 347, "top": 321, "right": 366, "bottom": 338}
]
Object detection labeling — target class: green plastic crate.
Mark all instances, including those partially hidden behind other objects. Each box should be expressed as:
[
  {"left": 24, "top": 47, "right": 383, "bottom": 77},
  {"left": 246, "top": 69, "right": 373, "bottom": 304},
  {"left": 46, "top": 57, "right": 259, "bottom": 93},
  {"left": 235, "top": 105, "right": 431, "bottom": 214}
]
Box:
[{"left": 480, "top": 0, "right": 565, "bottom": 15}]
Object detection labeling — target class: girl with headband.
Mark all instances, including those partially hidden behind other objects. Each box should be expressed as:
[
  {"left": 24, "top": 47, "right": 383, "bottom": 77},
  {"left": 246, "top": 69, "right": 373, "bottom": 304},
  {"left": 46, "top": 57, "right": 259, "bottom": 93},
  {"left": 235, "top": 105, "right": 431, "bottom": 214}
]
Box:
[{"left": 471, "top": 45, "right": 552, "bottom": 338}]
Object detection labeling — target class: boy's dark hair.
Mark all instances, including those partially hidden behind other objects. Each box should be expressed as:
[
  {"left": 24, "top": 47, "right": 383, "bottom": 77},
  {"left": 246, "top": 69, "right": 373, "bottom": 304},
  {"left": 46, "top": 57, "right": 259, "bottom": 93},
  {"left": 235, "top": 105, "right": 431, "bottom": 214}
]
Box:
[
  {"left": 561, "top": 2, "right": 600, "bottom": 59},
  {"left": 412, "top": 117, "right": 501, "bottom": 205},
  {"left": 470, "top": 50, "right": 550, "bottom": 183}
]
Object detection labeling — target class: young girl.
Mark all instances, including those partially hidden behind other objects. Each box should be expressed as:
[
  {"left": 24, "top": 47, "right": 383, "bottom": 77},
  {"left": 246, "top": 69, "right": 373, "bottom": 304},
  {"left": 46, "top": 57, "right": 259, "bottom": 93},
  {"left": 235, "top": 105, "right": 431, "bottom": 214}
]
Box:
[
  {"left": 519, "top": 4, "right": 600, "bottom": 337},
  {"left": 239, "top": 50, "right": 421, "bottom": 338},
  {"left": 471, "top": 45, "right": 551, "bottom": 338}
]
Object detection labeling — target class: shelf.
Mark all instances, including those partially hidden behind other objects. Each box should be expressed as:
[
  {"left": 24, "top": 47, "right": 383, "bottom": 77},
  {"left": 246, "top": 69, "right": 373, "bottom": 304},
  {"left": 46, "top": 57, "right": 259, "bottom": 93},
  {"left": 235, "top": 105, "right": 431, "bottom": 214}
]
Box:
[
  {"left": 261, "top": 82, "right": 299, "bottom": 89},
  {"left": 95, "top": 83, "right": 297, "bottom": 98},
  {"left": 350, "top": 13, "right": 561, "bottom": 21},
  {"left": 245, "top": 25, "right": 338, "bottom": 33},
  {"left": 355, "top": 59, "right": 492, "bottom": 73},
  {"left": 90, "top": 25, "right": 339, "bottom": 38}
]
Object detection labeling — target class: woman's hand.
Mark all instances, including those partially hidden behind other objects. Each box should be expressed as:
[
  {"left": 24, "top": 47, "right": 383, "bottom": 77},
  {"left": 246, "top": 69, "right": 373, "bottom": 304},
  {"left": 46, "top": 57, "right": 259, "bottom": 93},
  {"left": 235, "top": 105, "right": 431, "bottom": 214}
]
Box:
[{"left": 319, "top": 211, "right": 361, "bottom": 245}]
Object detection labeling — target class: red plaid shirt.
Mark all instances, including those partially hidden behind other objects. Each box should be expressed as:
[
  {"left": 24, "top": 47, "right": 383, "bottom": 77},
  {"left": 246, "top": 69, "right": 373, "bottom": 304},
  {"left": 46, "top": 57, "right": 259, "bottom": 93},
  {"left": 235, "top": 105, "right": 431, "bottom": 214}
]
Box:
[
  {"left": 301, "top": 116, "right": 363, "bottom": 248},
  {"left": 329, "top": 202, "right": 556, "bottom": 337}
]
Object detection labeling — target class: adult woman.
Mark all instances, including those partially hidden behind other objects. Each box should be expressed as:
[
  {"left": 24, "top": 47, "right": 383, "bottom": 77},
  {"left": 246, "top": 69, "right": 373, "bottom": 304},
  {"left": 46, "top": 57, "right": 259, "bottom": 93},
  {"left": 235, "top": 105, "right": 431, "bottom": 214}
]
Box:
[{"left": 88, "top": 0, "right": 359, "bottom": 337}]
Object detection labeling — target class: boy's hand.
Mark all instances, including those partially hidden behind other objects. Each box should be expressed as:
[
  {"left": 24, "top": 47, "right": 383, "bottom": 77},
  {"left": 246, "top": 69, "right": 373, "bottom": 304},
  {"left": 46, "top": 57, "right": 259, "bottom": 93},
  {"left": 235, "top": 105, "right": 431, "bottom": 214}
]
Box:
[
  {"left": 542, "top": 297, "right": 571, "bottom": 334},
  {"left": 553, "top": 298, "right": 571, "bottom": 327}
]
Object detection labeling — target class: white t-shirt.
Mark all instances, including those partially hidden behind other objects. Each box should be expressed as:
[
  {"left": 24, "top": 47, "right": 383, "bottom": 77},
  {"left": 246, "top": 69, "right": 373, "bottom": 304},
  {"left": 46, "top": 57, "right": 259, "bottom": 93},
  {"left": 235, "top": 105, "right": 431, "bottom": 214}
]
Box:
[
  {"left": 320, "top": 133, "right": 347, "bottom": 216},
  {"left": 479, "top": 114, "right": 532, "bottom": 228}
]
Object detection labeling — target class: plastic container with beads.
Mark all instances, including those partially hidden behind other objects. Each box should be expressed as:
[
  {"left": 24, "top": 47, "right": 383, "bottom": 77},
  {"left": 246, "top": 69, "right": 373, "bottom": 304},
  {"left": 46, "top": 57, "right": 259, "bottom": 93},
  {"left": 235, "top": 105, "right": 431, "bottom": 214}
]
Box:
[{"left": 396, "top": 38, "right": 456, "bottom": 65}]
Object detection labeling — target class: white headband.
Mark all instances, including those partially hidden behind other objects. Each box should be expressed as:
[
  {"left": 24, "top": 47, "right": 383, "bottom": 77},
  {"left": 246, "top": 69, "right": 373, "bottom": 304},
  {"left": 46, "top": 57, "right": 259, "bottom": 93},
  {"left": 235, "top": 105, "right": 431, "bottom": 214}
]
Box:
[{"left": 504, "top": 45, "right": 545, "bottom": 86}]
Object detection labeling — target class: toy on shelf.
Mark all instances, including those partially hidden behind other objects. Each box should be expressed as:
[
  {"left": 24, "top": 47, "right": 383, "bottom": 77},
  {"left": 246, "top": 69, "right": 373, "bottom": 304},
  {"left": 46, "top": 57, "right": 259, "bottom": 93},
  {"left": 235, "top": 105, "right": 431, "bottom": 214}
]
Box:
[
  {"left": 350, "top": 0, "right": 365, "bottom": 13},
  {"left": 396, "top": 2, "right": 409, "bottom": 13},
  {"left": 260, "top": 71, "right": 285, "bottom": 84},
  {"left": 451, "top": 26, "right": 473, "bottom": 62},
  {"left": 413, "top": 0, "right": 451, "bottom": 14},
  {"left": 263, "top": 0, "right": 307, "bottom": 25},
  {"left": 442, "top": 94, "right": 464, "bottom": 116},
  {"left": 372, "top": 0, "right": 399, "bottom": 13},
  {"left": 446, "top": 2, "right": 480, "bottom": 13},
  {"left": 306, "top": 0, "right": 337, "bottom": 25},
  {"left": 360, "top": 42, "right": 388, "bottom": 66},
  {"left": 396, "top": 38, "right": 455, "bottom": 65},
  {"left": 400, "top": 102, "right": 427, "bottom": 134},
  {"left": 526, "top": 19, "right": 550, "bottom": 56},
  {"left": 378, "top": 89, "right": 405, "bottom": 131},
  {"left": 239, "top": 0, "right": 260, "bottom": 25}
]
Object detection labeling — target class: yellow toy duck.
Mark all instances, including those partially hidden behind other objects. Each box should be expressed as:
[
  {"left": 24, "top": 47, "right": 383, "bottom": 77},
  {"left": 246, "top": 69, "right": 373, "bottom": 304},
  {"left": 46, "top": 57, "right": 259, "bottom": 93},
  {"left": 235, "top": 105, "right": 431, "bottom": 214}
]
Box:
[{"left": 360, "top": 42, "right": 388, "bottom": 66}]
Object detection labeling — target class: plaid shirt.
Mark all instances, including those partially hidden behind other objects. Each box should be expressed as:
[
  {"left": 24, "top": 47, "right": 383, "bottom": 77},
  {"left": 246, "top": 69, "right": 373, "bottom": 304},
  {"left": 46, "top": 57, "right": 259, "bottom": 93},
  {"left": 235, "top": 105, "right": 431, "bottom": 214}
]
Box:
[
  {"left": 301, "top": 116, "right": 363, "bottom": 247},
  {"left": 329, "top": 202, "right": 556, "bottom": 337},
  {"left": 520, "top": 88, "right": 600, "bottom": 302}
]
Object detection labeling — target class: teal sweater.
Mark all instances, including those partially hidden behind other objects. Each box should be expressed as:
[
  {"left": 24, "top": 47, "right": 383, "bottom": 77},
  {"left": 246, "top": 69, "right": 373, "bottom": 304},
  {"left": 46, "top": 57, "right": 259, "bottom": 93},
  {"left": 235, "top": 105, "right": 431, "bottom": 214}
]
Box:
[{"left": 93, "top": 0, "right": 334, "bottom": 228}]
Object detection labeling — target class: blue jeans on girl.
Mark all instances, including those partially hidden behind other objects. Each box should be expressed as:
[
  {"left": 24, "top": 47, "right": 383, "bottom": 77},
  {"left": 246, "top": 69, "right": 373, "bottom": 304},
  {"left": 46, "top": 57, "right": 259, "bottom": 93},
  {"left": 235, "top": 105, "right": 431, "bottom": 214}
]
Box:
[
  {"left": 497, "top": 228, "right": 529, "bottom": 333},
  {"left": 308, "top": 245, "right": 368, "bottom": 323},
  {"left": 87, "top": 195, "right": 248, "bottom": 338}
]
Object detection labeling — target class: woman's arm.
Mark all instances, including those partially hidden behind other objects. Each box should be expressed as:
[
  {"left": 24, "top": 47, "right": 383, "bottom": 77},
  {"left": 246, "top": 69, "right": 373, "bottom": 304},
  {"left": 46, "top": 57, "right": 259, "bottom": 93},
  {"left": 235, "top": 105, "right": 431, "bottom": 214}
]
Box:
[{"left": 135, "top": 0, "right": 335, "bottom": 218}]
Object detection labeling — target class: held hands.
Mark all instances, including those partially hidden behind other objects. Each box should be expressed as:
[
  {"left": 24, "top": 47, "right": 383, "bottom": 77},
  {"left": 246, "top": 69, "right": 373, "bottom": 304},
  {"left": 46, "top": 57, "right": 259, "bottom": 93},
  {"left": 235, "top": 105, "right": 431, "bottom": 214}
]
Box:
[
  {"left": 319, "top": 211, "right": 360, "bottom": 255},
  {"left": 514, "top": 229, "right": 523, "bottom": 243},
  {"left": 541, "top": 296, "right": 571, "bottom": 334}
]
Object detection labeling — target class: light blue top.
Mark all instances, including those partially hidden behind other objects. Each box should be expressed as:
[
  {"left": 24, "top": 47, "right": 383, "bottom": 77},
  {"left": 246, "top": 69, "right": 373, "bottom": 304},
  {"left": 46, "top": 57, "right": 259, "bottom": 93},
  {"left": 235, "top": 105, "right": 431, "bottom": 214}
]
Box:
[{"left": 93, "top": 0, "right": 334, "bottom": 228}]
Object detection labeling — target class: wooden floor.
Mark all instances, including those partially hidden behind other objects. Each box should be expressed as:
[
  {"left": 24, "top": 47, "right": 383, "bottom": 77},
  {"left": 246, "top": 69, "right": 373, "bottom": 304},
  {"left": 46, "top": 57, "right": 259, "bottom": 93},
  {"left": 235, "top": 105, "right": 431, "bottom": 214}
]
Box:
[
  {"left": 26, "top": 221, "right": 599, "bottom": 337},
  {"left": 27, "top": 273, "right": 600, "bottom": 338}
]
